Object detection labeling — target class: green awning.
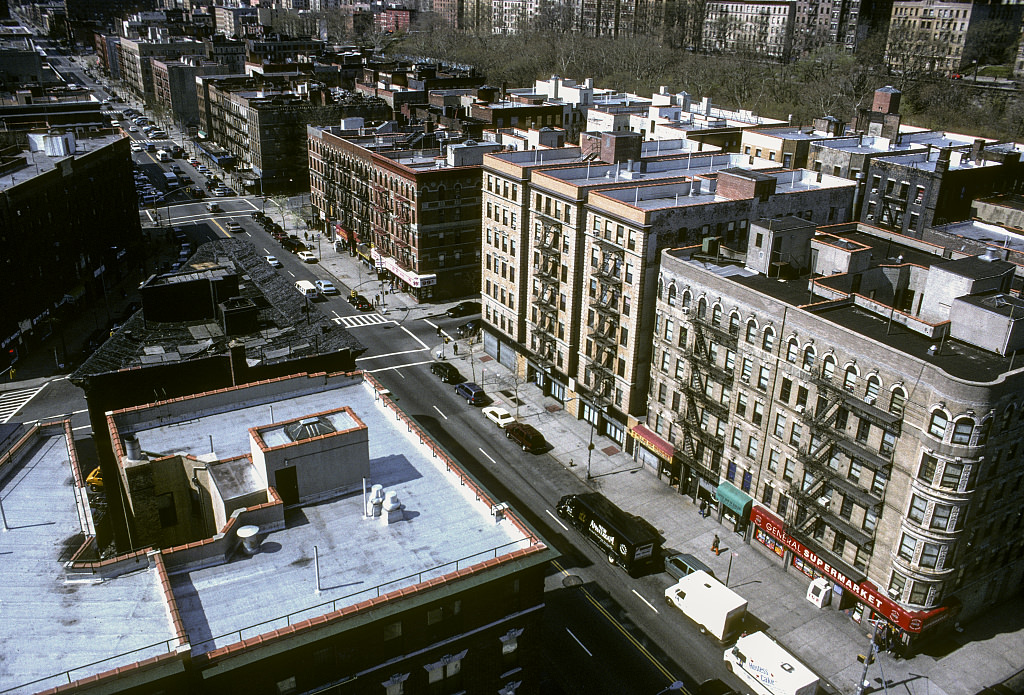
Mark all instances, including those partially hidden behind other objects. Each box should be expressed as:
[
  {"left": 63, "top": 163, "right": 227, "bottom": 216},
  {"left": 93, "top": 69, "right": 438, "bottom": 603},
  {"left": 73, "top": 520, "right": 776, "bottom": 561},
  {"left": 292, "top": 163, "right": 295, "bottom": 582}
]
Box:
[{"left": 716, "top": 481, "right": 753, "bottom": 519}]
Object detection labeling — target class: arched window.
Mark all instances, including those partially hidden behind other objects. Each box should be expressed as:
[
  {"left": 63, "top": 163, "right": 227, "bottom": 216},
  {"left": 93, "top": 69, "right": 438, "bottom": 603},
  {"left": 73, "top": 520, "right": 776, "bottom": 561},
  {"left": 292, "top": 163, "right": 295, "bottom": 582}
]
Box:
[
  {"left": 785, "top": 338, "right": 799, "bottom": 363},
  {"left": 843, "top": 365, "right": 858, "bottom": 391},
  {"left": 762, "top": 327, "right": 775, "bottom": 352},
  {"left": 711, "top": 304, "right": 723, "bottom": 327},
  {"left": 928, "top": 410, "right": 948, "bottom": 438},
  {"left": 951, "top": 417, "right": 974, "bottom": 445},
  {"left": 667, "top": 284, "right": 677, "bottom": 306},
  {"left": 822, "top": 355, "right": 836, "bottom": 380},
  {"left": 802, "top": 346, "right": 816, "bottom": 371},
  {"left": 728, "top": 312, "right": 740, "bottom": 336},
  {"left": 745, "top": 320, "right": 758, "bottom": 344},
  {"left": 866, "top": 375, "right": 881, "bottom": 401},
  {"left": 890, "top": 387, "right": 906, "bottom": 417},
  {"left": 682, "top": 290, "right": 692, "bottom": 308},
  {"left": 697, "top": 298, "right": 708, "bottom": 319}
]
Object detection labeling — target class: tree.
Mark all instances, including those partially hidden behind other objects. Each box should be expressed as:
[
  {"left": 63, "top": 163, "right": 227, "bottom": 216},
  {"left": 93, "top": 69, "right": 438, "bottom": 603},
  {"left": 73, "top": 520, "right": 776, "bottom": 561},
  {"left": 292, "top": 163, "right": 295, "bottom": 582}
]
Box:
[{"left": 962, "top": 19, "right": 1021, "bottom": 69}]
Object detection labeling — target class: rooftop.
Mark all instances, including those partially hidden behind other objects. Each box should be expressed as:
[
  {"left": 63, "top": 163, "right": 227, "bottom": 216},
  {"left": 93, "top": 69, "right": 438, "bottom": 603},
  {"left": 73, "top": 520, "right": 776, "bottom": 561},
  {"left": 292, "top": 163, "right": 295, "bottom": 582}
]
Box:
[
  {"left": 72, "top": 238, "right": 363, "bottom": 377},
  {"left": 0, "top": 131, "right": 124, "bottom": 193},
  {"left": 114, "top": 374, "right": 540, "bottom": 655},
  {"left": 0, "top": 424, "right": 176, "bottom": 694},
  {"left": 533, "top": 152, "right": 779, "bottom": 189}
]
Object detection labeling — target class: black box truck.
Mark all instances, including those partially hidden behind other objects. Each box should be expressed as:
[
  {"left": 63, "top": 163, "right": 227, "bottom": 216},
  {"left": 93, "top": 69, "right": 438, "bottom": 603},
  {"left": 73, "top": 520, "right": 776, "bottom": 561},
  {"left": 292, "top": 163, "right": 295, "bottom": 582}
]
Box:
[{"left": 556, "top": 492, "right": 661, "bottom": 575}]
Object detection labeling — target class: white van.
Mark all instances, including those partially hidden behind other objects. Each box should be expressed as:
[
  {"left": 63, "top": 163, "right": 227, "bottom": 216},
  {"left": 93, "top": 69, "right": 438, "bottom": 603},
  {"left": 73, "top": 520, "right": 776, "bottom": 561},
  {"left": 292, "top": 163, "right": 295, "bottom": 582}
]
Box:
[
  {"left": 724, "top": 632, "right": 819, "bottom": 695},
  {"left": 156, "top": 150, "right": 172, "bottom": 162},
  {"left": 295, "top": 280, "right": 317, "bottom": 298}
]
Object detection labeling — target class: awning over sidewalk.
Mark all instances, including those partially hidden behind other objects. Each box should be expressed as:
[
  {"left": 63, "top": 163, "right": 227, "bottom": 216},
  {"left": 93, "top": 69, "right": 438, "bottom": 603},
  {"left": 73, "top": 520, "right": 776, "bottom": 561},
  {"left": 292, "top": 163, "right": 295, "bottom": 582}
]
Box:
[
  {"left": 384, "top": 257, "right": 436, "bottom": 288},
  {"left": 716, "top": 481, "right": 752, "bottom": 519},
  {"left": 356, "top": 244, "right": 372, "bottom": 262},
  {"left": 334, "top": 224, "right": 351, "bottom": 242},
  {"left": 630, "top": 423, "right": 674, "bottom": 461}
]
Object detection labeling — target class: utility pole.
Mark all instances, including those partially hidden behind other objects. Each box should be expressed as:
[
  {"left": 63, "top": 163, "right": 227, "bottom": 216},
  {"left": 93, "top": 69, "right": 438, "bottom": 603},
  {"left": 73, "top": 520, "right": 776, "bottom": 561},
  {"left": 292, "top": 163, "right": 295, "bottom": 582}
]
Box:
[{"left": 855, "top": 620, "right": 881, "bottom": 695}]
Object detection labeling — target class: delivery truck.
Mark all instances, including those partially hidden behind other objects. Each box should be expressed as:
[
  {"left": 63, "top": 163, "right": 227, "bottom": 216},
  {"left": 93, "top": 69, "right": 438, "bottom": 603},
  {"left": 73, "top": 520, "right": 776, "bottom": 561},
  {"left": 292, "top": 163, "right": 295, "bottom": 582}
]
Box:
[
  {"left": 556, "top": 492, "right": 661, "bottom": 575},
  {"left": 724, "top": 632, "right": 820, "bottom": 695},
  {"left": 664, "top": 570, "right": 748, "bottom": 641}
]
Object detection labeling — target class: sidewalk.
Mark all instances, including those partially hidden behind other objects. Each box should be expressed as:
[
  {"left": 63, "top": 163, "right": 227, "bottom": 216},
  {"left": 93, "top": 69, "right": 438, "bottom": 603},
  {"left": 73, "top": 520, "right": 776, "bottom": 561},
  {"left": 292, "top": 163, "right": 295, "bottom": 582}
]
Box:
[{"left": 306, "top": 232, "right": 1024, "bottom": 695}]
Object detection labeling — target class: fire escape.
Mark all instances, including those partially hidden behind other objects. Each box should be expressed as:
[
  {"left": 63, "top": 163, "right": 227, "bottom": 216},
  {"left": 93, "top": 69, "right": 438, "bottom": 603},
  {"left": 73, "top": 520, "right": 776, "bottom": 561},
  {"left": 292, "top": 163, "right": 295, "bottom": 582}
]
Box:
[
  {"left": 677, "top": 311, "right": 737, "bottom": 485},
  {"left": 878, "top": 181, "right": 909, "bottom": 232},
  {"left": 533, "top": 221, "right": 560, "bottom": 367},
  {"left": 789, "top": 370, "right": 902, "bottom": 554},
  {"left": 587, "top": 238, "right": 623, "bottom": 400}
]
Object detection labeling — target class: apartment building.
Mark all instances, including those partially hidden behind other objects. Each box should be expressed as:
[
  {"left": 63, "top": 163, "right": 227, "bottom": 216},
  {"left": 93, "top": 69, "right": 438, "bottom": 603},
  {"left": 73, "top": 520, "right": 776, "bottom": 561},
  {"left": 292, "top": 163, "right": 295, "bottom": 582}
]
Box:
[
  {"left": 117, "top": 37, "right": 205, "bottom": 104},
  {"left": 196, "top": 75, "right": 390, "bottom": 192},
  {"left": 886, "top": 0, "right": 1024, "bottom": 75},
  {"left": 0, "top": 131, "right": 141, "bottom": 373},
  {"left": 703, "top": 0, "right": 796, "bottom": 61},
  {"left": 646, "top": 219, "right": 1024, "bottom": 650},
  {"left": 739, "top": 117, "right": 847, "bottom": 170},
  {"left": 481, "top": 134, "right": 854, "bottom": 446},
  {"left": 0, "top": 372, "right": 555, "bottom": 694},
  {"left": 151, "top": 55, "right": 223, "bottom": 130},
  {"left": 309, "top": 124, "right": 494, "bottom": 301}
]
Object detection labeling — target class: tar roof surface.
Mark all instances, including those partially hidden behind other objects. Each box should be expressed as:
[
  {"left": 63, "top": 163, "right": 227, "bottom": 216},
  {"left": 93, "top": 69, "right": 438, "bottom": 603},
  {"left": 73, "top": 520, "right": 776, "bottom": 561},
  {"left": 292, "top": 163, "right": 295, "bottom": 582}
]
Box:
[
  {"left": 72, "top": 238, "right": 363, "bottom": 378},
  {"left": 118, "top": 377, "right": 531, "bottom": 654},
  {"left": 0, "top": 427, "right": 175, "bottom": 694}
]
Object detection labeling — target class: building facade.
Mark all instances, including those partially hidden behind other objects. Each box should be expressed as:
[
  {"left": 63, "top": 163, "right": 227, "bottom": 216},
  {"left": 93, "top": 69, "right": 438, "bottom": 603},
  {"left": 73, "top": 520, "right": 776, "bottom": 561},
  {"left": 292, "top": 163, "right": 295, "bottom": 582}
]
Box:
[
  {"left": 703, "top": 0, "right": 796, "bottom": 60},
  {"left": 646, "top": 220, "right": 1024, "bottom": 650}
]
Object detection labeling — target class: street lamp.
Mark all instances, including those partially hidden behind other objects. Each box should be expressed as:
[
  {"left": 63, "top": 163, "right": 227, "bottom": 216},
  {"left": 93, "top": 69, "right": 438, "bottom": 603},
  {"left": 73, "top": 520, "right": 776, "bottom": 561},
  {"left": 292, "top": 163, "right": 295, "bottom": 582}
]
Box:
[{"left": 564, "top": 395, "right": 598, "bottom": 480}]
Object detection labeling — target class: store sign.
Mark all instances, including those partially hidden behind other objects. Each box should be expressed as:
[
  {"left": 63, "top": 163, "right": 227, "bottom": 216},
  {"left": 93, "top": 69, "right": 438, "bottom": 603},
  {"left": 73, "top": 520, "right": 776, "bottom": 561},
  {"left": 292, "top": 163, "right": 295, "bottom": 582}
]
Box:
[
  {"left": 750, "top": 505, "right": 950, "bottom": 633},
  {"left": 384, "top": 257, "right": 437, "bottom": 288}
]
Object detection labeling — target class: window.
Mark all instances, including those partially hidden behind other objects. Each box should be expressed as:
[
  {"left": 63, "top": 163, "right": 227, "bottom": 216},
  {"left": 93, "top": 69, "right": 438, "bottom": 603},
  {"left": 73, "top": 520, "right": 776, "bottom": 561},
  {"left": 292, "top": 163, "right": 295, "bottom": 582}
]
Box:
[
  {"left": 746, "top": 435, "right": 759, "bottom": 458},
  {"left": 762, "top": 327, "right": 775, "bottom": 352},
  {"left": 768, "top": 448, "right": 780, "bottom": 473},
  {"left": 729, "top": 313, "right": 740, "bottom": 335},
  {"left": 731, "top": 426, "right": 743, "bottom": 449},
  {"left": 908, "top": 581, "right": 929, "bottom": 606},
  {"left": 928, "top": 410, "right": 948, "bottom": 438},
  {"left": 880, "top": 430, "right": 896, "bottom": 457},
  {"left": 897, "top": 533, "right": 917, "bottom": 561},
  {"left": 779, "top": 377, "right": 792, "bottom": 403},
  {"left": 856, "top": 419, "right": 871, "bottom": 444},
  {"left": 822, "top": 356, "right": 836, "bottom": 381},
  {"left": 762, "top": 484, "right": 774, "bottom": 506},
  {"left": 790, "top": 423, "right": 803, "bottom": 447},
  {"left": 741, "top": 357, "right": 753, "bottom": 382},
  {"left": 843, "top": 366, "right": 857, "bottom": 391},
  {"left": 736, "top": 392, "right": 748, "bottom": 418},
  {"left": 802, "top": 346, "right": 815, "bottom": 371},
  {"left": 745, "top": 320, "right": 757, "bottom": 343},
  {"left": 783, "top": 458, "right": 795, "bottom": 482},
  {"left": 918, "top": 454, "right": 937, "bottom": 483},
  {"left": 778, "top": 495, "right": 789, "bottom": 516},
  {"left": 940, "top": 461, "right": 963, "bottom": 490},
  {"left": 951, "top": 418, "right": 973, "bottom": 445},
  {"left": 796, "top": 386, "right": 808, "bottom": 409},
  {"left": 774, "top": 413, "right": 787, "bottom": 438},
  {"left": 664, "top": 319, "right": 674, "bottom": 342},
  {"left": 920, "top": 542, "right": 940, "bottom": 569},
  {"left": 752, "top": 401, "right": 764, "bottom": 427},
  {"left": 757, "top": 365, "right": 770, "bottom": 391},
  {"left": 865, "top": 376, "right": 880, "bottom": 401},
  {"left": 890, "top": 388, "right": 907, "bottom": 417},
  {"left": 712, "top": 305, "right": 723, "bottom": 326},
  {"left": 786, "top": 339, "right": 799, "bottom": 363},
  {"left": 908, "top": 494, "right": 928, "bottom": 523},
  {"left": 832, "top": 532, "right": 846, "bottom": 555},
  {"left": 871, "top": 469, "right": 887, "bottom": 496},
  {"left": 888, "top": 572, "right": 907, "bottom": 600},
  {"left": 930, "top": 504, "right": 952, "bottom": 530},
  {"left": 840, "top": 496, "right": 854, "bottom": 520}
]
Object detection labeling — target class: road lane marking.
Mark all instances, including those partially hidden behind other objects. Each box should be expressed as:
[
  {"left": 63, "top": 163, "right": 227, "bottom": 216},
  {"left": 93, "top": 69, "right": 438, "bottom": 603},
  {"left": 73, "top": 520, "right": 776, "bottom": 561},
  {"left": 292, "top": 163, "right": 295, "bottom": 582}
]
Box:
[
  {"left": 632, "top": 589, "right": 659, "bottom": 614},
  {"left": 288, "top": 271, "right": 295, "bottom": 277},
  {"left": 401, "top": 325, "right": 429, "bottom": 350},
  {"left": 355, "top": 346, "right": 428, "bottom": 361},
  {"left": 566, "top": 628, "right": 592, "bottom": 657},
  {"left": 545, "top": 509, "right": 568, "bottom": 531},
  {"left": 552, "top": 560, "right": 678, "bottom": 683},
  {"left": 433, "top": 405, "right": 447, "bottom": 420},
  {"left": 478, "top": 448, "right": 495, "bottom": 464}
]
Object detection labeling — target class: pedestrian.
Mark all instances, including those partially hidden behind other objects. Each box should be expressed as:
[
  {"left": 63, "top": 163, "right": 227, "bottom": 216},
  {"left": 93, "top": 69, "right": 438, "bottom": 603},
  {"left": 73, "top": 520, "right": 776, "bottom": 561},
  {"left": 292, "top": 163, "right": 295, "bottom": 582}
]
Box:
[
  {"left": 699, "top": 499, "right": 708, "bottom": 518},
  {"left": 711, "top": 534, "right": 720, "bottom": 555},
  {"left": 452, "top": 342, "right": 458, "bottom": 355}
]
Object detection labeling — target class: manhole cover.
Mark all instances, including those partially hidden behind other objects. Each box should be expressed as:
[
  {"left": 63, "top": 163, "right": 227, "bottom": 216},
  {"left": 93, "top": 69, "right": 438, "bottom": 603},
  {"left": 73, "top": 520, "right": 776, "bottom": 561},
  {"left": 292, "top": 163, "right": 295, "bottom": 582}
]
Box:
[
  {"left": 562, "top": 574, "right": 584, "bottom": 587},
  {"left": 601, "top": 445, "right": 620, "bottom": 456}
]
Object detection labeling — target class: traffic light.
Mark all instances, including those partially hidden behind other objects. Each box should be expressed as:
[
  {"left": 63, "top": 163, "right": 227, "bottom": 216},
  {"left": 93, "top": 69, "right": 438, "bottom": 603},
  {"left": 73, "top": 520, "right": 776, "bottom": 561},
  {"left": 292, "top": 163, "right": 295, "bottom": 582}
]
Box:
[{"left": 444, "top": 336, "right": 450, "bottom": 344}]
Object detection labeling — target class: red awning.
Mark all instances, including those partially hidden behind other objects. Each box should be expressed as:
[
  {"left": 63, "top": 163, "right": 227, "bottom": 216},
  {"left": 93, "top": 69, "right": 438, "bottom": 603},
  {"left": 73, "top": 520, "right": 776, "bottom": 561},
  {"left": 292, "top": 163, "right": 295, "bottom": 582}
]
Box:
[
  {"left": 335, "top": 224, "right": 351, "bottom": 242},
  {"left": 631, "top": 423, "right": 674, "bottom": 460}
]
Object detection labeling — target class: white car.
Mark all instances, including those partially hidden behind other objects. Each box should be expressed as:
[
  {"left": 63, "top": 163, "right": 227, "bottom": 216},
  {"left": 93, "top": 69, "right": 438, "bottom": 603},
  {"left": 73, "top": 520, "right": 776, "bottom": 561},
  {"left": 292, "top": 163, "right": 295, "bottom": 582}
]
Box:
[
  {"left": 482, "top": 406, "right": 515, "bottom": 429},
  {"left": 266, "top": 255, "right": 281, "bottom": 268},
  {"left": 225, "top": 221, "right": 242, "bottom": 233},
  {"left": 315, "top": 280, "right": 338, "bottom": 295},
  {"left": 297, "top": 251, "right": 317, "bottom": 263},
  {"left": 127, "top": 126, "right": 138, "bottom": 132},
  {"left": 130, "top": 142, "right": 143, "bottom": 152}
]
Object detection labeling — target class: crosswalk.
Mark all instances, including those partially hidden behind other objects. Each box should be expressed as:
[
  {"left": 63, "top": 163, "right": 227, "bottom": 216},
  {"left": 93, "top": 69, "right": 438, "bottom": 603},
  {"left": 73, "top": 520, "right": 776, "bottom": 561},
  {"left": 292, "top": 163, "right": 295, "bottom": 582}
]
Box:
[
  {"left": 333, "top": 314, "right": 392, "bottom": 329},
  {"left": 0, "top": 384, "right": 47, "bottom": 424}
]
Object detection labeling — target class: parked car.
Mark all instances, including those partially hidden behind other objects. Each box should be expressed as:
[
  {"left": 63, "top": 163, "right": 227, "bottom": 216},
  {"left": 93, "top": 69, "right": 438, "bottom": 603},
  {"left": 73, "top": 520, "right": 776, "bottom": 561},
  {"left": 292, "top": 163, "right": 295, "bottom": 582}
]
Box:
[
  {"left": 315, "top": 280, "right": 338, "bottom": 295},
  {"left": 352, "top": 294, "right": 373, "bottom": 311},
  {"left": 482, "top": 406, "right": 515, "bottom": 428},
  {"left": 456, "top": 320, "right": 479, "bottom": 337},
  {"left": 297, "top": 251, "right": 317, "bottom": 263},
  {"left": 445, "top": 301, "right": 481, "bottom": 318},
  {"left": 454, "top": 382, "right": 486, "bottom": 405},
  {"left": 265, "top": 255, "right": 282, "bottom": 268},
  {"left": 664, "top": 552, "right": 716, "bottom": 581},
  {"left": 430, "top": 361, "right": 460, "bottom": 383},
  {"left": 505, "top": 422, "right": 545, "bottom": 452}
]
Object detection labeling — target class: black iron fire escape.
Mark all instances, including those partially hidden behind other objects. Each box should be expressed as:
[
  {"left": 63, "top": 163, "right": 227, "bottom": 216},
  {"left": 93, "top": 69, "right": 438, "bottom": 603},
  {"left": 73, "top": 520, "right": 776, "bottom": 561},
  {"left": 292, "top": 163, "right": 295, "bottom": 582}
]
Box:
[
  {"left": 533, "top": 221, "right": 561, "bottom": 367},
  {"left": 587, "top": 238, "right": 623, "bottom": 399}
]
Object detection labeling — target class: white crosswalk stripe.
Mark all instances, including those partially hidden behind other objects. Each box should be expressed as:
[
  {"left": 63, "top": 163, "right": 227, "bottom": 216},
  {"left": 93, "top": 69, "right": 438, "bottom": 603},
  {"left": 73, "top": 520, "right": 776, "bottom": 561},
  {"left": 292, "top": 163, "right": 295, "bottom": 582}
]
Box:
[
  {"left": 334, "top": 314, "right": 391, "bottom": 329},
  {"left": 0, "top": 385, "right": 47, "bottom": 424}
]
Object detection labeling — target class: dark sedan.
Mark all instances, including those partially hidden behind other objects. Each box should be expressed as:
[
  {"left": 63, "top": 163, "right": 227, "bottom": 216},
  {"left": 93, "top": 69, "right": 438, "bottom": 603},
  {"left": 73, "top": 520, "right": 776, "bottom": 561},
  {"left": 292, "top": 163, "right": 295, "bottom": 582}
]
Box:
[{"left": 445, "top": 301, "right": 481, "bottom": 318}]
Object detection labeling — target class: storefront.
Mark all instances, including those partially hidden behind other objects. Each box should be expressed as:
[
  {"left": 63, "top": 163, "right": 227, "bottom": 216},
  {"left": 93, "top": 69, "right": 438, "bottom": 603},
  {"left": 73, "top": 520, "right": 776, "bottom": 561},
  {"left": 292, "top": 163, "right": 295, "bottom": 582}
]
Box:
[
  {"left": 384, "top": 257, "right": 436, "bottom": 301},
  {"left": 749, "top": 505, "right": 955, "bottom": 652},
  {"left": 630, "top": 423, "right": 676, "bottom": 482},
  {"left": 356, "top": 244, "right": 374, "bottom": 269},
  {"left": 715, "top": 482, "right": 752, "bottom": 536}
]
